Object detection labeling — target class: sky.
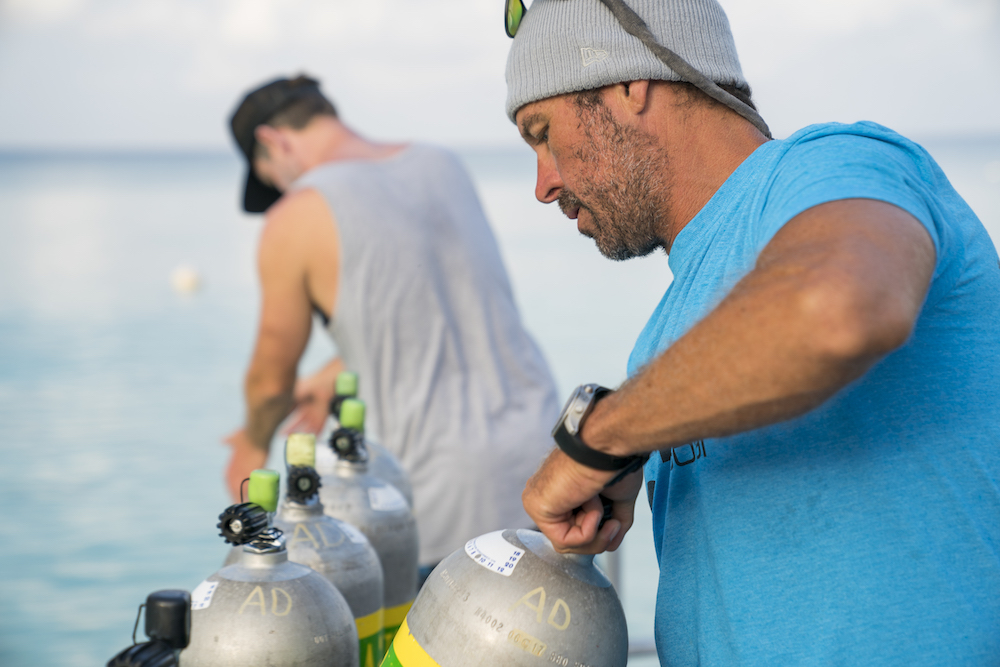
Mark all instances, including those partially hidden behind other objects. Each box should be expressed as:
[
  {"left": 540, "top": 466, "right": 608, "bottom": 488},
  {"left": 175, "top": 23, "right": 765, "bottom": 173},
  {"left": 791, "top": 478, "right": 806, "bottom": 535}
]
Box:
[{"left": 0, "top": 0, "right": 998, "bottom": 150}]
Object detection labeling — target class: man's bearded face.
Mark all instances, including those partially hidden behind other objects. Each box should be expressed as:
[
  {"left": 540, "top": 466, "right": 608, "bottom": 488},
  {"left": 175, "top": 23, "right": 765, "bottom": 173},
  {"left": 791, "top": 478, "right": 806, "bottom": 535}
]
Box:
[{"left": 557, "top": 95, "right": 669, "bottom": 261}]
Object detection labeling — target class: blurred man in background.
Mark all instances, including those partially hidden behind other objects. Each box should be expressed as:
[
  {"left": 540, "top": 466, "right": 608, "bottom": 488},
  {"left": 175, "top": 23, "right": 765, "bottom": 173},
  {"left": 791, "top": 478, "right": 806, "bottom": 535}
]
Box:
[
  {"left": 506, "top": 0, "right": 1000, "bottom": 663},
  {"left": 222, "top": 74, "right": 560, "bottom": 573}
]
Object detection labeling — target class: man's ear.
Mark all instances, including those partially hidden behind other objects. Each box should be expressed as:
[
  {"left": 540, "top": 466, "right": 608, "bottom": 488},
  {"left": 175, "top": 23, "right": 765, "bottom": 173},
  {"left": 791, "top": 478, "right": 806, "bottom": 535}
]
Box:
[
  {"left": 615, "top": 80, "right": 650, "bottom": 115},
  {"left": 254, "top": 124, "right": 286, "bottom": 155}
]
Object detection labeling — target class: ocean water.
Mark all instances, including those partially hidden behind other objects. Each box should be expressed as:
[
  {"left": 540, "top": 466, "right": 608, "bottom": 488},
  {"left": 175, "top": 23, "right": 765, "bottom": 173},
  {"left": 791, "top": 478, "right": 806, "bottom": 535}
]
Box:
[{"left": 0, "top": 137, "right": 997, "bottom": 666}]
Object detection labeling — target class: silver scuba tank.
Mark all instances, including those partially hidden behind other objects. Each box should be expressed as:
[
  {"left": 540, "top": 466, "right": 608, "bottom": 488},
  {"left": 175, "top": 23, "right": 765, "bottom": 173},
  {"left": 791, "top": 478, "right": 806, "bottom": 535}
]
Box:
[
  {"left": 108, "top": 589, "right": 191, "bottom": 667},
  {"left": 182, "top": 469, "right": 359, "bottom": 667},
  {"left": 280, "top": 433, "right": 387, "bottom": 667},
  {"left": 320, "top": 398, "right": 419, "bottom": 648},
  {"left": 317, "top": 371, "right": 414, "bottom": 507},
  {"left": 382, "top": 529, "right": 629, "bottom": 667}
]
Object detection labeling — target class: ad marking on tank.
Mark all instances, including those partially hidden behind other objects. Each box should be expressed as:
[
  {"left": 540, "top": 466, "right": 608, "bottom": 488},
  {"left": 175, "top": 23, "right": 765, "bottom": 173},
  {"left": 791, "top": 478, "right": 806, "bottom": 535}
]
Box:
[
  {"left": 238, "top": 585, "right": 294, "bottom": 616},
  {"left": 508, "top": 587, "right": 571, "bottom": 630}
]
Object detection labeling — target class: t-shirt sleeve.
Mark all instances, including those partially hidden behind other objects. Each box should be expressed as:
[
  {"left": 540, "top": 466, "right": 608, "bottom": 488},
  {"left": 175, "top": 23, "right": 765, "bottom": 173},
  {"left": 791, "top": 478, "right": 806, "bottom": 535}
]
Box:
[{"left": 753, "top": 132, "right": 942, "bottom": 258}]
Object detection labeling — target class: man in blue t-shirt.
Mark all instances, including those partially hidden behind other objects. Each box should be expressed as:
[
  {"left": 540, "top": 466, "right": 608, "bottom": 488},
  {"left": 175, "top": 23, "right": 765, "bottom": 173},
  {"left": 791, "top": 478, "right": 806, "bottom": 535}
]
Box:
[{"left": 504, "top": 0, "right": 999, "bottom": 664}]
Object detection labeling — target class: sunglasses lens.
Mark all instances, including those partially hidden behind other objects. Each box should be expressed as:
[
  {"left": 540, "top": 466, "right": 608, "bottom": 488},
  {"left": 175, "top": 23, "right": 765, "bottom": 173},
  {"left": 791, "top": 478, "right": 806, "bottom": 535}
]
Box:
[{"left": 505, "top": 0, "right": 525, "bottom": 38}]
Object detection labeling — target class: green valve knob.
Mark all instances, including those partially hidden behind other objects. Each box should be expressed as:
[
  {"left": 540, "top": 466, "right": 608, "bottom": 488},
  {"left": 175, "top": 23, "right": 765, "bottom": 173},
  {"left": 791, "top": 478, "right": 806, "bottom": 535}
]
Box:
[
  {"left": 339, "top": 398, "right": 366, "bottom": 431},
  {"left": 248, "top": 469, "right": 280, "bottom": 513},
  {"left": 335, "top": 371, "right": 359, "bottom": 397},
  {"left": 286, "top": 433, "right": 316, "bottom": 468}
]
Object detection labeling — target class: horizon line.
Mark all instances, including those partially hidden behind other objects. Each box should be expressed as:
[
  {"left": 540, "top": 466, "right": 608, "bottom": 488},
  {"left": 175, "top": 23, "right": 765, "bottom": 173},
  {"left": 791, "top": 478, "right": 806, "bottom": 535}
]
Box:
[{"left": 2, "top": 130, "right": 999, "bottom": 158}]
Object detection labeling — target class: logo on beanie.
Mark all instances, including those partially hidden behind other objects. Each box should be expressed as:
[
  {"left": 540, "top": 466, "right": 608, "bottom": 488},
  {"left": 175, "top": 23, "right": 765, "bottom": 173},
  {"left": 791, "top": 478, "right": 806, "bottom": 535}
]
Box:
[{"left": 581, "top": 47, "right": 609, "bottom": 67}]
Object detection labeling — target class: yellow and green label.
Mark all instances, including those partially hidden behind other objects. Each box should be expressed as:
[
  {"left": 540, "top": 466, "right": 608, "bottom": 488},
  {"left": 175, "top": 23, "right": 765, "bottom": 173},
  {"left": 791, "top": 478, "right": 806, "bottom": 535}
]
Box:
[
  {"left": 357, "top": 607, "right": 385, "bottom": 667},
  {"left": 380, "top": 618, "right": 441, "bottom": 667},
  {"left": 382, "top": 599, "right": 413, "bottom": 648}
]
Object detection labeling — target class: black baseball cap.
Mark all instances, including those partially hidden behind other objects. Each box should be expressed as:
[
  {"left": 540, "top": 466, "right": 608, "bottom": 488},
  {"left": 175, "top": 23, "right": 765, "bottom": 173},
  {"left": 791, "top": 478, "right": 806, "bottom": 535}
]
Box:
[{"left": 229, "top": 74, "right": 323, "bottom": 213}]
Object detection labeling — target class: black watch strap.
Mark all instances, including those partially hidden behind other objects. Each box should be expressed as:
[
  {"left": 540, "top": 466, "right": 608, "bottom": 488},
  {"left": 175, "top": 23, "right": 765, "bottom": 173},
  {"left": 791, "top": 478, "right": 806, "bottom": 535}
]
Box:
[{"left": 552, "top": 385, "right": 646, "bottom": 472}]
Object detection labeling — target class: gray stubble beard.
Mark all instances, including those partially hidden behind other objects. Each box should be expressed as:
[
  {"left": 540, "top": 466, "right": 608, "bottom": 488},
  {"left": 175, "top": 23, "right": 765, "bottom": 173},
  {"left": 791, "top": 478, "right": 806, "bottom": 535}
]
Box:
[{"left": 558, "top": 96, "right": 670, "bottom": 261}]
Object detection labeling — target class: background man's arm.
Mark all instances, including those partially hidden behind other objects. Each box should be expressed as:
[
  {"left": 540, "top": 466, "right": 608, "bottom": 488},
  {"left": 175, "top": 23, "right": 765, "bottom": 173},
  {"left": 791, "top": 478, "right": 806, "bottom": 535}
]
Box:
[
  {"left": 524, "top": 199, "right": 937, "bottom": 553},
  {"left": 223, "top": 192, "right": 325, "bottom": 500}
]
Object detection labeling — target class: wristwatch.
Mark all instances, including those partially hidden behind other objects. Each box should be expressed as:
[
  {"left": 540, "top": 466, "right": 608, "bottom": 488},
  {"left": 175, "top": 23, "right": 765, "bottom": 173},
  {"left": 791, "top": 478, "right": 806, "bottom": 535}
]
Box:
[{"left": 552, "top": 384, "right": 647, "bottom": 475}]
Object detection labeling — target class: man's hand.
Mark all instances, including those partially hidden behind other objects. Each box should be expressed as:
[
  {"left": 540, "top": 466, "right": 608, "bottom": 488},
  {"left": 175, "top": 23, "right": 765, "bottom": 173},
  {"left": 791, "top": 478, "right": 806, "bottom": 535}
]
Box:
[
  {"left": 282, "top": 358, "right": 345, "bottom": 435},
  {"left": 223, "top": 428, "right": 269, "bottom": 502},
  {"left": 523, "top": 447, "right": 643, "bottom": 554}
]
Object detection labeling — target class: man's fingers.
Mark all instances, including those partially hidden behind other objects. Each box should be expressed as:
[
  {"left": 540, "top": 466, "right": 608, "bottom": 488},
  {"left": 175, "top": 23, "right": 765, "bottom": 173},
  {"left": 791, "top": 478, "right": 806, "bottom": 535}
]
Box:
[
  {"left": 548, "top": 515, "right": 622, "bottom": 555},
  {"left": 522, "top": 446, "right": 639, "bottom": 555},
  {"left": 542, "top": 499, "right": 622, "bottom": 554},
  {"left": 599, "top": 519, "right": 623, "bottom": 550},
  {"left": 605, "top": 519, "right": 628, "bottom": 552}
]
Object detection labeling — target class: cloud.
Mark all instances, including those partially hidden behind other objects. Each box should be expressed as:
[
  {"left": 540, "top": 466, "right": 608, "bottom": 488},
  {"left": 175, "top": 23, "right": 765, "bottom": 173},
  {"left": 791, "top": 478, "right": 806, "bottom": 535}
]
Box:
[
  {"left": 0, "top": 0, "right": 997, "bottom": 149},
  {"left": 0, "top": 0, "right": 85, "bottom": 24},
  {"left": 726, "top": 0, "right": 1000, "bottom": 137},
  {"left": 219, "top": 0, "right": 280, "bottom": 47},
  {"left": 84, "top": 0, "right": 207, "bottom": 40}
]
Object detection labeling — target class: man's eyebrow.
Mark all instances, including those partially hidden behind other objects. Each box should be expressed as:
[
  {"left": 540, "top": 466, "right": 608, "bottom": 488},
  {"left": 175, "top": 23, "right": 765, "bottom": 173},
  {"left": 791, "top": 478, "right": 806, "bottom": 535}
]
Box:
[{"left": 518, "top": 112, "right": 547, "bottom": 142}]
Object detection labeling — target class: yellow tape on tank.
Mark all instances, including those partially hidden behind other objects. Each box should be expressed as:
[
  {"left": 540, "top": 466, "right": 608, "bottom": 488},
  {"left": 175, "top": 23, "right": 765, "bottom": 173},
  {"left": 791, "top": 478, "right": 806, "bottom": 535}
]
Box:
[
  {"left": 380, "top": 618, "right": 441, "bottom": 667},
  {"left": 357, "top": 607, "right": 385, "bottom": 667},
  {"left": 382, "top": 600, "right": 413, "bottom": 647},
  {"left": 356, "top": 607, "right": 384, "bottom": 641}
]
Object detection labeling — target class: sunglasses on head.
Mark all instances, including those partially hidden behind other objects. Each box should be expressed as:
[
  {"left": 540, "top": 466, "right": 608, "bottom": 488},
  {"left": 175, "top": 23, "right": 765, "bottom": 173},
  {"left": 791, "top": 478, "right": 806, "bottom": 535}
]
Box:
[{"left": 505, "top": 0, "right": 526, "bottom": 37}]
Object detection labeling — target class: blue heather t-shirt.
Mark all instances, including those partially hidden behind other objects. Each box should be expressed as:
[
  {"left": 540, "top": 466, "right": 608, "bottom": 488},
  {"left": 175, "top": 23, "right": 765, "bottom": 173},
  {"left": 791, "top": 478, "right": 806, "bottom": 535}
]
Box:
[{"left": 628, "top": 122, "right": 1000, "bottom": 665}]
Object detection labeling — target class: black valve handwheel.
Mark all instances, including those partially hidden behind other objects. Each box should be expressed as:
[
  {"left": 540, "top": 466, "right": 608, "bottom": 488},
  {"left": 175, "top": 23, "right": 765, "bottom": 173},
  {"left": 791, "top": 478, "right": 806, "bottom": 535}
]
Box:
[
  {"left": 216, "top": 502, "right": 268, "bottom": 545},
  {"left": 286, "top": 466, "right": 321, "bottom": 503}
]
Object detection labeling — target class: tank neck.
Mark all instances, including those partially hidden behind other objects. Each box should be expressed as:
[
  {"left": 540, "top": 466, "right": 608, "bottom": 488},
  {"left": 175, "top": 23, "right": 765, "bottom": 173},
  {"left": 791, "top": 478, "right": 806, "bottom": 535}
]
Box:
[
  {"left": 562, "top": 553, "right": 596, "bottom": 566},
  {"left": 335, "top": 459, "right": 368, "bottom": 475},
  {"left": 514, "top": 529, "right": 611, "bottom": 588},
  {"left": 241, "top": 549, "right": 289, "bottom": 568},
  {"left": 280, "top": 499, "right": 323, "bottom": 520}
]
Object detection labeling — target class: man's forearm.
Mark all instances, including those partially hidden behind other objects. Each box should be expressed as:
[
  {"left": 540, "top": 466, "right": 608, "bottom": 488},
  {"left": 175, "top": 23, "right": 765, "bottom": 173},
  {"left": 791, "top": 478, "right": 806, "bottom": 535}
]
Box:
[
  {"left": 244, "top": 391, "right": 296, "bottom": 452},
  {"left": 583, "top": 201, "right": 934, "bottom": 458},
  {"left": 584, "top": 281, "right": 880, "bottom": 457}
]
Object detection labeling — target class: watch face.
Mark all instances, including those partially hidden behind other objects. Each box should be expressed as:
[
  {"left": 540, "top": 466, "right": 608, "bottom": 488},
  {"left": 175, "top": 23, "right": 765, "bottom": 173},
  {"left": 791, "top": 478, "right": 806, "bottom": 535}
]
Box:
[
  {"left": 552, "top": 384, "right": 598, "bottom": 437},
  {"left": 552, "top": 393, "right": 575, "bottom": 436}
]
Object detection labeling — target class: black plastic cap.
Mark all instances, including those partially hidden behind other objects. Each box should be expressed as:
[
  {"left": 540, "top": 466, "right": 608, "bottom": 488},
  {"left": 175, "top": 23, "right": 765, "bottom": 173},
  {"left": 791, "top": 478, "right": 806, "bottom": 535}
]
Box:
[{"left": 145, "top": 590, "right": 191, "bottom": 649}]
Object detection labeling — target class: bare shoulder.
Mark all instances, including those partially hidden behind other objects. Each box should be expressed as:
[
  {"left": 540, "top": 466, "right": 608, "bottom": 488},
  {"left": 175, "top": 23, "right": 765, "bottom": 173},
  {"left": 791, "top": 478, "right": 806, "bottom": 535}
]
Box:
[
  {"left": 262, "top": 189, "right": 334, "bottom": 239},
  {"left": 258, "top": 188, "right": 340, "bottom": 312},
  {"left": 259, "top": 189, "right": 337, "bottom": 261}
]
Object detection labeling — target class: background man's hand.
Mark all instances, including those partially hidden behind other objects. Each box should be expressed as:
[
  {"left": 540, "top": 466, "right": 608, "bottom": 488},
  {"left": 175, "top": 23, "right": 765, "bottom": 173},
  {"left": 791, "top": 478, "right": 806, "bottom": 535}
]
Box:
[
  {"left": 522, "top": 447, "right": 643, "bottom": 554},
  {"left": 282, "top": 358, "right": 344, "bottom": 435},
  {"left": 223, "top": 428, "right": 269, "bottom": 501}
]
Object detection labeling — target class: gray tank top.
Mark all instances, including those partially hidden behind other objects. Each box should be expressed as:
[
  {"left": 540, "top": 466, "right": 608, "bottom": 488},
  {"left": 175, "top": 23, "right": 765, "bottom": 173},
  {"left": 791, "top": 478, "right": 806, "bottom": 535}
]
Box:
[{"left": 295, "top": 145, "right": 559, "bottom": 565}]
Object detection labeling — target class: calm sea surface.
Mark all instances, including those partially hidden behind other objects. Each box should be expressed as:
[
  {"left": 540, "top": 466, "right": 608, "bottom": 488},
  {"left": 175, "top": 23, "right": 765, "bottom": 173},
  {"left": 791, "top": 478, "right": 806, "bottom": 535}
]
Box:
[{"left": 1, "top": 137, "right": 998, "bottom": 666}]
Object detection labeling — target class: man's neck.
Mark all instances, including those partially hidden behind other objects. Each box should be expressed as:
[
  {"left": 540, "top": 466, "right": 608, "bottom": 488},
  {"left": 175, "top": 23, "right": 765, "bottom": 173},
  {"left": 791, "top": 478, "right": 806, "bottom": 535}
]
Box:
[
  {"left": 298, "top": 118, "right": 407, "bottom": 174},
  {"left": 649, "top": 97, "right": 768, "bottom": 252}
]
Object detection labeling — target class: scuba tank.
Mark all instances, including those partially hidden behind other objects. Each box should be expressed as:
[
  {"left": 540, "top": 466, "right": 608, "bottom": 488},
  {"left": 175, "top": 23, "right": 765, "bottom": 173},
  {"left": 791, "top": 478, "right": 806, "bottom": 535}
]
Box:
[
  {"left": 183, "top": 469, "right": 359, "bottom": 667},
  {"left": 108, "top": 589, "right": 190, "bottom": 667},
  {"left": 279, "top": 433, "right": 387, "bottom": 667},
  {"left": 317, "top": 371, "right": 414, "bottom": 506},
  {"left": 320, "top": 398, "right": 419, "bottom": 647},
  {"left": 383, "top": 529, "right": 629, "bottom": 667}
]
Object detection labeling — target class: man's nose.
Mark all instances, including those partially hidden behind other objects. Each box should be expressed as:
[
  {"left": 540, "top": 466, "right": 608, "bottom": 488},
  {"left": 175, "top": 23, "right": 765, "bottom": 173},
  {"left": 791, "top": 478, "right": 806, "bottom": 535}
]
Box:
[{"left": 534, "top": 153, "right": 563, "bottom": 204}]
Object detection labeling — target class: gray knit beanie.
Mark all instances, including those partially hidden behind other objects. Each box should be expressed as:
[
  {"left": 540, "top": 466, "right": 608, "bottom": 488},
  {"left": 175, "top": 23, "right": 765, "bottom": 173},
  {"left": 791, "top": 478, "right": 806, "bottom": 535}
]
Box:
[{"left": 506, "top": 0, "right": 755, "bottom": 127}]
